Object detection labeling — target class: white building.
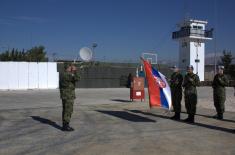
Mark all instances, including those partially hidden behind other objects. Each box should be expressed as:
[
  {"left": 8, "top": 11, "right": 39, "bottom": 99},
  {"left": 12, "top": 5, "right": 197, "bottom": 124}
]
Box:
[{"left": 172, "top": 19, "right": 213, "bottom": 81}]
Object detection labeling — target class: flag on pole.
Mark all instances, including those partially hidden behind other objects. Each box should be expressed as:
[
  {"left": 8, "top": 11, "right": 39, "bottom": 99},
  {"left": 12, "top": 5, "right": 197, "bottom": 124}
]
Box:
[{"left": 141, "top": 58, "right": 172, "bottom": 110}]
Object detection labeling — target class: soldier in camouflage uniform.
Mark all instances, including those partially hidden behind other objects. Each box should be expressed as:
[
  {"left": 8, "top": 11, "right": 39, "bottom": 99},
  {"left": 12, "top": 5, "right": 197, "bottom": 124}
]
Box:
[
  {"left": 212, "top": 66, "right": 228, "bottom": 120},
  {"left": 170, "top": 66, "right": 183, "bottom": 120},
  {"left": 59, "top": 62, "right": 80, "bottom": 131},
  {"left": 182, "top": 65, "right": 200, "bottom": 123}
]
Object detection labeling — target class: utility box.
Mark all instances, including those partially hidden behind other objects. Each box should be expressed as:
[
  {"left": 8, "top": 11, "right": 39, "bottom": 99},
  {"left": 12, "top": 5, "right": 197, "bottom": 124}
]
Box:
[{"left": 130, "top": 77, "right": 145, "bottom": 101}]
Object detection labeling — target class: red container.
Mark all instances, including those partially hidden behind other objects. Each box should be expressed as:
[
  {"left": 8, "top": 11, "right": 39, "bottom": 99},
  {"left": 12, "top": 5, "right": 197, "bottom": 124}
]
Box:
[{"left": 130, "top": 77, "right": 145, "bottom": 101}]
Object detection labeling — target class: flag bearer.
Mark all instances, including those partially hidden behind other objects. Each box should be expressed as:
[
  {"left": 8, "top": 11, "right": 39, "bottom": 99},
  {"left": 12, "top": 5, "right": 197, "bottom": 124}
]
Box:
[{"left": 170, "top": 66, "right": 183, "bottom": 120}]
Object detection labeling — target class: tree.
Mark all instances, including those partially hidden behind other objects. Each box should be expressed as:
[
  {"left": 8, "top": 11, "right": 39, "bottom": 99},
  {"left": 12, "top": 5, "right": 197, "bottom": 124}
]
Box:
[
  {"left": 220, "top": 50, "right": 233, "bottom": 74},
  {"left": 26, "top": 46, "right": 48, "bottom": 62},
  {"left": 0, "top": 46, "right": 48, "bottom": 62},
  {"left": 229, "top": 65, "right": 235, "bottom": 81}
]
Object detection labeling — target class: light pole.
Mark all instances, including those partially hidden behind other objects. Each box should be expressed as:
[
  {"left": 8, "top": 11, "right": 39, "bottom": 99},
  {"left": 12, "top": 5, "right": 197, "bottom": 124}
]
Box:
[
  {"left": 91, "top": 43, "right": 98, "bottom": 61},
  {"left": 52, "top": 52, "right": 57, "bottom": 62}
]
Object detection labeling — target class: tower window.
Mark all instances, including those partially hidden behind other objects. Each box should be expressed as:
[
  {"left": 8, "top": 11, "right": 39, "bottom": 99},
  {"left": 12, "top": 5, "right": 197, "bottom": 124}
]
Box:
[
  {"left": 192, "top": 25, "right": 203, "bottom": 30},
  {"left": 198, "top": 26, "right": 202, "bottom": 29}
]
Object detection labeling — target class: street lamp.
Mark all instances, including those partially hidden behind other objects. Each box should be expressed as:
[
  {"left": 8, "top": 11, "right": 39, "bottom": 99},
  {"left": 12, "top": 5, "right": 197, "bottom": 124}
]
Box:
[{"left": 92, "top": 43, "right": 98, "bottom": 60}]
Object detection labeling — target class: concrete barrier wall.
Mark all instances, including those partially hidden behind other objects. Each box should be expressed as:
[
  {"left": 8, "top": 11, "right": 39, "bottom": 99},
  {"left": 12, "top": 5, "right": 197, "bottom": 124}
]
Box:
[
  {"left": 0, "top": 62, "right": 59, "bottom": 90},
  {"left": 57, "top": 63, "right": 172, "bottom": 88},
  {"left": 77, "top": 67, "right": 136, "bottom": 88}
]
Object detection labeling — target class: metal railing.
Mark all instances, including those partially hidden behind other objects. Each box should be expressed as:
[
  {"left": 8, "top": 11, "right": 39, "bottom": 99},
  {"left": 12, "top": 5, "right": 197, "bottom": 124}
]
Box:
[{"left": 172, "top": 28, "right": 213, "bottom": 39}]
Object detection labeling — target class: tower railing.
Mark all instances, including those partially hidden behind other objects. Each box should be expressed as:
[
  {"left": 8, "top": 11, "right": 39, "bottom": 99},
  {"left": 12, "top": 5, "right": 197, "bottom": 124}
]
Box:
[{"left": 172, "top": 28, "right": 213, "bottom": 39}]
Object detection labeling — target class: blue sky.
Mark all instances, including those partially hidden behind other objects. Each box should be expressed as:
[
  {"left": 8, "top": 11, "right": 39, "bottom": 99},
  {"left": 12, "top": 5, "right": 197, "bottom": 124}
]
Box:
[{"left": 0, "top": 0, "right": 234, "bottom": 62}]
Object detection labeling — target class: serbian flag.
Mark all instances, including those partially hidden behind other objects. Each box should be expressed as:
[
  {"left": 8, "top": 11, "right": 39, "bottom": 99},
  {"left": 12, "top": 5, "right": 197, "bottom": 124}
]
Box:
[{"left": 141, "top": 58, "right": 172, "bottom": 110}]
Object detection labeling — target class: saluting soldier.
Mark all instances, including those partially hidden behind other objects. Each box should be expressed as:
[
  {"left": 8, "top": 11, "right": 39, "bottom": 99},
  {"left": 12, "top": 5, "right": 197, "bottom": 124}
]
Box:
[
  {"left": 212, "top": 66, "right": 228, "bottom": 120},
  {"left": 59, "top": 62, "right": 80, "bottom": 131},
  {"left": 182, "top": 65, "right": 200, "bottom": 123},
  {"left": 170, "top": 66, "right": 183, "bottom": 120}
]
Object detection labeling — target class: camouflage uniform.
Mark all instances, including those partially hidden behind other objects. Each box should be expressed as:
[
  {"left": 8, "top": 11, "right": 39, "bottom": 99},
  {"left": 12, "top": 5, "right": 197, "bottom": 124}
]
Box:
[
  {"left": 59, "top": 64, "right": 80, "bottom": 127},
  {"left": 170, "top": 72, "right": 183, "bottom": 117},
  {"left": 183, "top": 72, "right": 200, "bottom": 121},
  {"left": 212, "top": 73, "right": 228, "bottom": 118}
]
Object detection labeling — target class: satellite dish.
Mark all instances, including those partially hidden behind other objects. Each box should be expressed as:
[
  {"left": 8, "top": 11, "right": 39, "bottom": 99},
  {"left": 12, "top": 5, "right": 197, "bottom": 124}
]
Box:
[{"left": 79, "top": 47, "right": 93, "bottom": 62}]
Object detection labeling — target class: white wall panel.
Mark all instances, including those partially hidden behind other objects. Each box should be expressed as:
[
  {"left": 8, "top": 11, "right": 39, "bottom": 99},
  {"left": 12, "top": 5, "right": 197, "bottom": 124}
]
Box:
[
  {"left": 0, "top": 62, "right": 9, "bottom": 89},
  {"left": 47, "top": 63, "right": 59, "bottom": 89},
  {"left": 18, "top": 62, "right": 29, "bottom": 89},
  {"left": 38, "top": 63, "right": 48, "bottom": 89},
  {"left": 28, "top": 62, "right": 39, "bottom": 89},
  {"left": 0, "top": 62, "right": 58, "bottom": 90},
  {"left": 8, "top": 62, "right": 19, "bottom": 89}
]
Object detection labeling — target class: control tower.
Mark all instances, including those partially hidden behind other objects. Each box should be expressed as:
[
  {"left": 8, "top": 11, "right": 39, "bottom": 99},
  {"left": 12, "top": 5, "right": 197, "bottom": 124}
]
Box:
[{"left": 172, "top": 19, "right": 213, "bottom": 81}]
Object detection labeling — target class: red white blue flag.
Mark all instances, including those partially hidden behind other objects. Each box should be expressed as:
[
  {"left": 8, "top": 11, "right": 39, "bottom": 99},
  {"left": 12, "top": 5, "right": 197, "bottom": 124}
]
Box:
[{"left": 141, "top": 58, "right": 172, "bottom": 110}]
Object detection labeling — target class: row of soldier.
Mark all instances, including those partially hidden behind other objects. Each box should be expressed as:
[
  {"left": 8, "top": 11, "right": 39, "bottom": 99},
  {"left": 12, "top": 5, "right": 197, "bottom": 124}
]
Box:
[
  {"left": 170, "top": 65, "right": 228, "bottom": 123},
  {"left": 59, "top": 63, "right": 229, "bottom": 131}
]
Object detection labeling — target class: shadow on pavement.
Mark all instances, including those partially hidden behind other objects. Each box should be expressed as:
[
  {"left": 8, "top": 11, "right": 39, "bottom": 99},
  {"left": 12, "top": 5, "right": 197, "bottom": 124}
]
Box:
[
  {"left": 110, "top": 99, "right": 132, "bottom": 103},
  {"left": 193, "top": 122, "right": 235, "bottom": 134},
  {"left": 127, "top": 110, "right": 170, "bottom": 119},
  {"left": 31, "top": 116, "right": 62, "bottom": 131},
  {"left": 129, "top": 110, "right": 235, "bottom": 134},
  {"left": 181, "top": 112, "right": 235, "bottom": 123},
  {"left": 96, "top": 110, "right": 156, "bottom": 122}
]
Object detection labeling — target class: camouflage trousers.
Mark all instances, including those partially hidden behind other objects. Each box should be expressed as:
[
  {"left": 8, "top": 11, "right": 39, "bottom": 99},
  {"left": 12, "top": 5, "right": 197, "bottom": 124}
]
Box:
[
  {"left": 171, "top": 89, "right": 182, "bottom": 113},
  {"left": 184, "top": 90, "right": 197, "bottom": 115},
  {"left": 62, "top": 99, "right": 74, "bottom": 124},
  {"left": 213, "top": 93, "right": 225, "bottom": 114}
]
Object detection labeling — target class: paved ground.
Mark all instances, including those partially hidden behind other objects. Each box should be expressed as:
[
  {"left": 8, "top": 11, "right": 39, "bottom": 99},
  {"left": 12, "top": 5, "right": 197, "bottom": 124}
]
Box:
[{"left": 0, "top": 87, "right": 234, "bottom": 155}]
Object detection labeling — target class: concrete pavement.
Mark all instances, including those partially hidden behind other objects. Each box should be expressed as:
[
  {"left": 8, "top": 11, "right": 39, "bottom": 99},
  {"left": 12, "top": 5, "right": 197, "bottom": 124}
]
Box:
[{"left": 0, "top": 87, "right": 234, "bottom": 155}]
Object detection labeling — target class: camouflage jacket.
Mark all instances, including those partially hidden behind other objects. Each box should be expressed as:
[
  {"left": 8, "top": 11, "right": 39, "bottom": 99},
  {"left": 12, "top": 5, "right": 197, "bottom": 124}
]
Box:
[
  {"left": 212, "top": 74, "right": 228, "bottom": 94},
  {"left": 59, "top": 72, "right": 80, "bottom": 100},
  {"left": 183, "top": 73, "right": 200, "bottom": 92},
  {"left": 170, "top": 72, "right": 183, "bottom": 90}
]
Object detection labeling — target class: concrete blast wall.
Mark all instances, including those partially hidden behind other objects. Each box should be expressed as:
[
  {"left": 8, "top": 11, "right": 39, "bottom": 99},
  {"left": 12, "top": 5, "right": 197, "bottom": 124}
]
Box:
[{"left": 0, "top": 62, "right": 59, "bottom": 90}]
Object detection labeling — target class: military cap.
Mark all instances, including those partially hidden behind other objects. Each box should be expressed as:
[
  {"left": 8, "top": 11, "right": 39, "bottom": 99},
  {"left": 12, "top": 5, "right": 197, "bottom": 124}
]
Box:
[
  {"left": 187, "top": 65, "right": 194, "bottom": 70},
  {"left": 218, "top": 65, "right": 224, "bottom": 70}
]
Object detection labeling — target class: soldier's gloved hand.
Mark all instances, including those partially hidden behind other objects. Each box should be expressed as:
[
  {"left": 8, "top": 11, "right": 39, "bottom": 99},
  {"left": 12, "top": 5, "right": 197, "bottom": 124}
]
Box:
[{"left": 188, "top": 78, "right": 193, "bottom": 82}]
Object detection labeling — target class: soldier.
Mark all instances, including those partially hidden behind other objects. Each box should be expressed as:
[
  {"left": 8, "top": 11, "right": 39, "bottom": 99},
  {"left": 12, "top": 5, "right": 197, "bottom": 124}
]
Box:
[
  {"left": 170, "top": 66, "right": 183, "bottom": 120},
  {"left": 212, "top": 66, "right": 228, "bottom": 120},
  {"left": 59, "top": 62, "right": 80, "bottom": 131},
  {"left": 182, "top": 65, "right": 200, "bottom": 123}
]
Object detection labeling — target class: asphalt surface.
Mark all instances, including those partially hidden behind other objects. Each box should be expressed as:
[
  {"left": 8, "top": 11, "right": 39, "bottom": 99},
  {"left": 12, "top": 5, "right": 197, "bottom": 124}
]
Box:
[{"left": 0, "top": 87, "right": 234, "bottom": 155}]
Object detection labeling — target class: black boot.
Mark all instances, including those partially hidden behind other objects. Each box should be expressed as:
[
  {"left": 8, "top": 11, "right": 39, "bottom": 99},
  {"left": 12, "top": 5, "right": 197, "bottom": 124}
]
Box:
[
  {"left": 217, "top": 113, "right": 223, "bottom": 120},
  {"left": 190, "top": 115, "right": 195, "bottom": 123},
  {"left": 62, "top": 122, "right": 74, "bottom": 131},
  {"left": 213, "top": 113, "right": 223, "bottom": 120},
  {"left": 183, "top": 114, "right": 194, "bottom": 123},
  {"left": 171, "top": 113, "right": 180, "bottom": 120}
]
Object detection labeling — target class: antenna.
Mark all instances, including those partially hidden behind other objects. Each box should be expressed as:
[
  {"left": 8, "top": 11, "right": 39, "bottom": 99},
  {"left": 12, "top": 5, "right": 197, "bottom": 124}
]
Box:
[
  {"left": 183, "top": 0, "right": 190, "bottom": 20},
  {"left": 213, "top": 0, "right": 218, "bottom": 76}
]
